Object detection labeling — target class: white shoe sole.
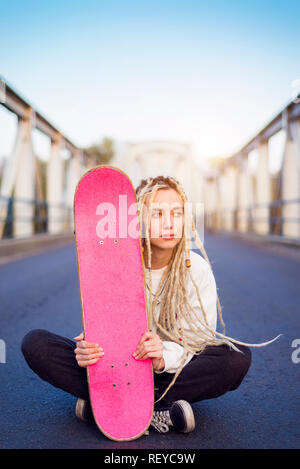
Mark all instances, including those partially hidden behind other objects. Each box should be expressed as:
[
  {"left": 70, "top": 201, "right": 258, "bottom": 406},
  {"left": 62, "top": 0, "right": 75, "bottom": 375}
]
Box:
[
  {"left": 75, "top": 398, "right": 89, "bottom": 422},
  {"left": 175, "top": 400, "right": 195, "bottom": 433}
]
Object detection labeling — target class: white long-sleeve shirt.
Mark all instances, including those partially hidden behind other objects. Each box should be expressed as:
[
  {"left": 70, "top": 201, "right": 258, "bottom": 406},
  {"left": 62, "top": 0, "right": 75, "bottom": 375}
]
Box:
[{"left": 144, "top": 250, "right": 218, "bottom": 374}]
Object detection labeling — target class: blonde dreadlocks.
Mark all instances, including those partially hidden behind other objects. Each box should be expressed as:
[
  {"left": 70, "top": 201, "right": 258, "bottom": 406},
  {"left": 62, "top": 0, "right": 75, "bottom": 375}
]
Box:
[{"left": 135, "top": 175, "right": 280, "bottom": 403}]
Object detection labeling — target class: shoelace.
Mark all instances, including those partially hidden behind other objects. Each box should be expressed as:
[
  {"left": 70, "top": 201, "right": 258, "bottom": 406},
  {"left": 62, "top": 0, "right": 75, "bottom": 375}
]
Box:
[{"left": 150, "top": 410, "right": 173, "bottom": 433}]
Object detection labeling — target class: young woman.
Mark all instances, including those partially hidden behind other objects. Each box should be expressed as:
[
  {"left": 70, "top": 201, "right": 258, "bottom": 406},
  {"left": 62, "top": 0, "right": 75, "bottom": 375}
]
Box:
[{"left": 21, "top": 175, "right": 278, "bottom": 434}]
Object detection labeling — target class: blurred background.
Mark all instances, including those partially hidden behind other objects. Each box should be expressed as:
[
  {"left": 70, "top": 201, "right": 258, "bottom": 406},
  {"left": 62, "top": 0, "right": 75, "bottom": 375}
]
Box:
[
  {"left": 0, "top": 1, "right": 300, "bottom": 450},
  {"left": 0, "top": 0, "right": 300, "bottom": 244}
]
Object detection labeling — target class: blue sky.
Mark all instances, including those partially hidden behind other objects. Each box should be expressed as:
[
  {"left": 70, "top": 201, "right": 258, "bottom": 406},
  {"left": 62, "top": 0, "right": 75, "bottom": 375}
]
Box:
[{"left": 0, "top": 0, "right": 300, "bottom": 167}]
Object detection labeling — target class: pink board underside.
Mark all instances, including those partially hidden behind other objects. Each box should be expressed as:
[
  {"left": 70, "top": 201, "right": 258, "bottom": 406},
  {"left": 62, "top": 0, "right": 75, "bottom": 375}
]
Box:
[{"left": 74, "top": 167, "right": 153, "bottom": 441}]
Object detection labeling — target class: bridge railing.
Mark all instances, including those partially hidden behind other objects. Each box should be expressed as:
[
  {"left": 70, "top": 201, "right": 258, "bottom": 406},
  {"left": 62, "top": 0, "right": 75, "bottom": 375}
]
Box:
[
  {"left": 0, "top": 76, "right": 88, "bottom": 241},
  {"left": 205, "top": 198, "right": 300, "bottom": 241},
  {"left": 0, "top": 194, "right": 73, "bottom": 239},
  {"left": 203, "top": 92, "right": 300, "bottom": 243}
]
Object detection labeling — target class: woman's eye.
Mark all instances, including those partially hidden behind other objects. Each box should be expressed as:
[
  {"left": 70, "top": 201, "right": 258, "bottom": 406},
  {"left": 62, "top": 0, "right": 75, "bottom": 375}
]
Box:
[{"left": 151, "top": 211, "right": 182, "bottom": 218}]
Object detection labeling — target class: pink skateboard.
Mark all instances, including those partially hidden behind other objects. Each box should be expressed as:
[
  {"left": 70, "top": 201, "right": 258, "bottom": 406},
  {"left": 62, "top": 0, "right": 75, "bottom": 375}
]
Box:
[{"left": 74, "top": 165, "right": 154, "bottom": 441}]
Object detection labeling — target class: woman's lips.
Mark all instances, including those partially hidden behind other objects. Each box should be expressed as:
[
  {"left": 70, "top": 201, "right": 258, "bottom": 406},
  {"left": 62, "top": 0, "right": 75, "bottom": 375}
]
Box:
[{"left": 161, "top": 234, "right": 175, "bottom": 239}]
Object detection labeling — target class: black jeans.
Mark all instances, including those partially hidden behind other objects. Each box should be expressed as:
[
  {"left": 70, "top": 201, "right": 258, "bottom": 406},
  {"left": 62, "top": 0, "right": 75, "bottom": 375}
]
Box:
[{"left": 21, "top": 329, "right": 251, "bottom": 408}]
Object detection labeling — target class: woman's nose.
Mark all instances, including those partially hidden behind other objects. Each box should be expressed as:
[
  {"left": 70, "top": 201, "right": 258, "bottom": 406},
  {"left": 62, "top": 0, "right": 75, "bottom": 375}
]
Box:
[{"left": 162, "top": 211, "right": 173, "bottom": 229}]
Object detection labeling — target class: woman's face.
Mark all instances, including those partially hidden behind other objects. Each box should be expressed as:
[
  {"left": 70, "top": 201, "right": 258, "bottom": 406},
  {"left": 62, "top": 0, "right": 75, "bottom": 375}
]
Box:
[{"left": 143, "top": 188, "right": 184, "bottom": 249}]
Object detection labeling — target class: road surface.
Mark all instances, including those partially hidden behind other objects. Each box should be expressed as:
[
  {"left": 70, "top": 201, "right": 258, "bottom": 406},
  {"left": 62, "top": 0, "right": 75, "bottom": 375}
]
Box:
[{"left": 0, "top": 232, "right": 299, "bottom": 449}]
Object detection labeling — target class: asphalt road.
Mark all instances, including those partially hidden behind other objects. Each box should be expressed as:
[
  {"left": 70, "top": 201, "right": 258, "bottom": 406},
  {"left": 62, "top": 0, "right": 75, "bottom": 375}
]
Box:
[{"left": 0, "top": 232, "right": 299, "bottom": 449}]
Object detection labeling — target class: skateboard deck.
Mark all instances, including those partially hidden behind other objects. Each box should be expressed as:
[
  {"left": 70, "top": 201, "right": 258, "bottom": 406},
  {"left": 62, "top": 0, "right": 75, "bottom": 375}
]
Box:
[{"left": 74, "top": 165, "right": 154, "bottom": 441}]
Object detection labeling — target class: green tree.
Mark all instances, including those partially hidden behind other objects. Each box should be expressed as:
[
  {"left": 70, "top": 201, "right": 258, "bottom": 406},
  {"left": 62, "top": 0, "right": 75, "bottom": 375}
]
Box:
[{"left": 84, "top": 137, "right": 114, "bottom": 165}]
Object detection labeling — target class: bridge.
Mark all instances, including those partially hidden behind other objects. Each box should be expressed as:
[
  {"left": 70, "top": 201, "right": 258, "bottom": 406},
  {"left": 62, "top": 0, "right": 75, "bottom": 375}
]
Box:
[
  {"left": 202, "top": 96, "right": 300, "bottom": 243},
  {"left": 1, "top": 76, "right": 299, "bottom": 247},
  {"left": 0, "top": 77, "right": 299, "bottom": 449}
]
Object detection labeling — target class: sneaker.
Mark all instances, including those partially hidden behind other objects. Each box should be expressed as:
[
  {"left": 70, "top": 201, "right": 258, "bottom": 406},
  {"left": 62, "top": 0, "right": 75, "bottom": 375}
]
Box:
[
  {"left": 75, "top": 398, "right": 94, "bottom": 422},
  {"left": 151, "top": 400, "right": 195, "bottom": 433}
]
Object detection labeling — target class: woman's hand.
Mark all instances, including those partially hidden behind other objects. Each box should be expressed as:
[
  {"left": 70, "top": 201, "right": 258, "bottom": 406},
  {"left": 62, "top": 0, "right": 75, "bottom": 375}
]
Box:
[
  {"left": 73, "top": 332, "right": 104, "bottom": 368},
  {"left": 133, "top": 331, "right": 165, "bottom": 372}
]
